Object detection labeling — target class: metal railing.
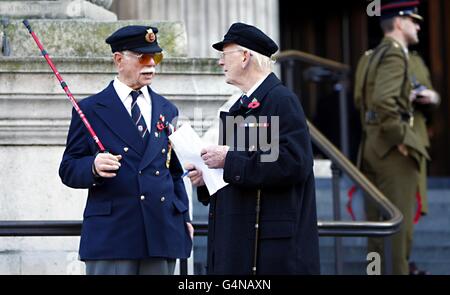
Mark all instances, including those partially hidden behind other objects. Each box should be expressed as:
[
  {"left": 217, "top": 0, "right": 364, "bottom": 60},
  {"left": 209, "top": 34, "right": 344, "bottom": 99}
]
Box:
[
  {"left": 308, "top": 121, "right": 403, "bottom": 237},
  {"left": 0, "top": 122, "right": 402, "bottom": 275},
  {"left": 276, "top": 50, "right": 351, "bottom": 158},
  {"left": 0, "top": 51, "right": 402, "bottom": 275}
]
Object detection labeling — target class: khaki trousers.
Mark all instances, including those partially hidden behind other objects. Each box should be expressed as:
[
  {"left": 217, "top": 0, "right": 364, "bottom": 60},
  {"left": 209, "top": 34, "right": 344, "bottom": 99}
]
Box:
[{"left": 363, "top": 147, "right": 419, "bottom": 275}]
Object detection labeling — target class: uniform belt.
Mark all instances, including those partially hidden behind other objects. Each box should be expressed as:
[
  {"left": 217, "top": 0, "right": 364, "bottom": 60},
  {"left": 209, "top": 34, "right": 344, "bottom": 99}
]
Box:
[{"left": 365, "top": 110, "right": 414, "bottom": 127}]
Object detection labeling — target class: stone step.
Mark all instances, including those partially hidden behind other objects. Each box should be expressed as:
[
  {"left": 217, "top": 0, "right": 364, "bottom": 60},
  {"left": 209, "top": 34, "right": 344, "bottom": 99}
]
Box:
[
  {"left": 319, "top": 246, "right": 367, "bottom": 262},
  {"left": 0, "top": 0, "right": 116, "bottom": 21},
  {"left": 319, "top": 244, "right": 450, "bottom": 260},
  {"left": 319, "top": 237, "right": 367, "bottom": 247},
  {"left": 414, "top": 217, "right": 450, "bottom": 232},
  {"left": 319, "top": 233, "right": 450, "bottom": 248},
  {"left": 321, "top": 262, "right": 450, "bottom": 275},
  {"left": 319, "top": 248, "right": 450, "bottom": 275},
  {"left": 315, "top": 190, "right": 450, "bottom": 205},
  {"left": 410, "top": 245, "right": 450, "bottom": 260},
  {"left": 320, "top": 262, "right": 367, "bottom": 275},
  {"left": 315, "top": 188, "right": 450, "bottom": 222},
  {"left": 413, "top": 232, "right": 450, "bottom": 247},
  {"left": 403, "top": 261, "right": 450, "bottom": 275}
]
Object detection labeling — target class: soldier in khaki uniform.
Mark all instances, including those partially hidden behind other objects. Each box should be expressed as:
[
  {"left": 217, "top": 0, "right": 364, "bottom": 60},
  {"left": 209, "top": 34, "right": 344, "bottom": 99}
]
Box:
[{"left": 354, "top": 0, "right": 438, "bottom": 274}]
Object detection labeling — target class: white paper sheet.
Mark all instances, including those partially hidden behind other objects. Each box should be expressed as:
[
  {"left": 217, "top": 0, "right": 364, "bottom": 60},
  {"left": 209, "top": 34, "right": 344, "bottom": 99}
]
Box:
[{"left": 169, "top": 124, "right": 228, "bottom": 195}]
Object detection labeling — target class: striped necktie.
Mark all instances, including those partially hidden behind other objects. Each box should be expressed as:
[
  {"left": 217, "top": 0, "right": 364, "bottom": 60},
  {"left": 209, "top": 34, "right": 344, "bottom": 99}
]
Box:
[
  {"left": 130, "top": 90, "right": 148, "bottom": 140},
  {"left": 240, "top": 94, "right": 251, "bottom": 107}
]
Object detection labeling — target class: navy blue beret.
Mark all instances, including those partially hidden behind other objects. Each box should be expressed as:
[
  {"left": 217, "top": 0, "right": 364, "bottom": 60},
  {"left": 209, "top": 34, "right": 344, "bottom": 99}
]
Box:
[
  {"left": 380, "top": 0, "right": 423, "bottom": 21},
  {"left": 105, "top": 25, "right": 163, "bottom": 53},
  {"left": 212, "top": 22, "right": 278, "bottom": 57}
]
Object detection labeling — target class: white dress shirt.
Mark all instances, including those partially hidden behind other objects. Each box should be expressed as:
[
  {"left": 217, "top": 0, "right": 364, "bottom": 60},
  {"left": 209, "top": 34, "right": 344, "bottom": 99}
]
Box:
[{"left": 113, "top": 77, "right": 152, "bottom": 128}]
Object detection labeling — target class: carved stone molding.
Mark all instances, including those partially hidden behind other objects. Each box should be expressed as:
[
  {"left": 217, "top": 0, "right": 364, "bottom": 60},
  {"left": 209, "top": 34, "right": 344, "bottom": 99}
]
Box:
[
  {"left": 0, "top": 0, "right": 117, "bottom": 21},
  {"left": 88, "top": 0, "right": 114, "bottom": 10}
]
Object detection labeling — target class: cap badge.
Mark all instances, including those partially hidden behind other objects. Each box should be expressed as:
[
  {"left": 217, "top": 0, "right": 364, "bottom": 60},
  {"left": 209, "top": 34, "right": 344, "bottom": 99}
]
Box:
[{"left": 145, "top": 28, "right": 156, "bottom": 43}]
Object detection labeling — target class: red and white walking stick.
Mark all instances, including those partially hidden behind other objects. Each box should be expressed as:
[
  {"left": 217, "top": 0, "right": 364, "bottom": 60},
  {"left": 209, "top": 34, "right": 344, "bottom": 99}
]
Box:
[{"left": 23, "top": 19, "right": 106, "bottom": 152}]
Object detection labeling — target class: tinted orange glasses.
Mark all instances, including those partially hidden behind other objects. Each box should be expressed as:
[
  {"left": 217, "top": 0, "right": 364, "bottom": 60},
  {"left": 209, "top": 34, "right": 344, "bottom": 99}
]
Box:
[{"left": 123, "top": 51, "right": 163, "bottom": 65}]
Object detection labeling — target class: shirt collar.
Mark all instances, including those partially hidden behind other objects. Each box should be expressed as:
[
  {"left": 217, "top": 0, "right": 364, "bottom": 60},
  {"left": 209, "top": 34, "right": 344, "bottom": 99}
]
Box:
[
  {"left": 245, "top": 73, "right": 270, "bottom": 98},
  {"left": 113, "top": 77, "right": 151, "bottom": 104}
]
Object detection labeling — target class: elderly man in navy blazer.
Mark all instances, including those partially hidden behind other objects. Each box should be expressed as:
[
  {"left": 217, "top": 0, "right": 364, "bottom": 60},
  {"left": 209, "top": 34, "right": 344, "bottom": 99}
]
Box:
[
  {"left": 59, "top": 25, "right": 193, "bottom": 275},
  {"left": 186, "top": 23, "right": 320, "bottom": 274}
]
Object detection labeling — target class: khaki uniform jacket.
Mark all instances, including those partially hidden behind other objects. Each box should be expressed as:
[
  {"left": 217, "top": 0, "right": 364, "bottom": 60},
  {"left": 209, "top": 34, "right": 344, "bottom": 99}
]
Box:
[{"left": 354, "top": 37, "right": 430, "bottom": 167}]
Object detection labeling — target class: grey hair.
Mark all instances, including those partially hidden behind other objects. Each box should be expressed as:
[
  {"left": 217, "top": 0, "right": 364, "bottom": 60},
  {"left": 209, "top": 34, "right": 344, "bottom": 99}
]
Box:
[{"left": 238, "top": 45, "right": 275, "bottom": 72}]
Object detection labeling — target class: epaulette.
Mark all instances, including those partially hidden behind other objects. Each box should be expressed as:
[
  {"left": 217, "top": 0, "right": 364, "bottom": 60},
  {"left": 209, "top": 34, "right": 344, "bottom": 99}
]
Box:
[
  {"left": 390, "top": 40, "right": 402, "bottom": 50},
  {"left": 364, "top": 49, "right": 374, "bottom": 56}
]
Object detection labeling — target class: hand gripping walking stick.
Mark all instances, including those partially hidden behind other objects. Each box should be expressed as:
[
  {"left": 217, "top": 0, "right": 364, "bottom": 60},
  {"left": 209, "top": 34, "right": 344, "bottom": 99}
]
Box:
[{"left": 23, "top": 19, "right": 106, "bottom": 152}]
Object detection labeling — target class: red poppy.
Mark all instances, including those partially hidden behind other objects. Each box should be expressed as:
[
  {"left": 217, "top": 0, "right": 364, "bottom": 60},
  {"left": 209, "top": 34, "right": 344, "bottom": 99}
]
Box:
[
  {"left": 248, "top": 100, "right": 260, "bottom": 109},
  {"left": 156, "top": 122, "right": 165, "bottom": 131}
]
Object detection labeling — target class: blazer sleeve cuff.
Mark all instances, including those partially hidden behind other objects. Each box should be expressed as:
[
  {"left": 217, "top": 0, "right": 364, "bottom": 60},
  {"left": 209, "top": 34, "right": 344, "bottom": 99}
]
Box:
[
  {"left": 197, "top": 185, "right": 211, "bottom": 206},
  {"left": 223, "top": 151, "right": 245, "bottom": 185}
]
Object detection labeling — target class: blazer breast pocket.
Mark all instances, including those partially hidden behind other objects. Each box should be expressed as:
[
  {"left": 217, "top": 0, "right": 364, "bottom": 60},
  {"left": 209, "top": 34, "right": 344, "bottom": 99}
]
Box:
[{"left": 83, "top": 200, "right": 112, "bottom": 218}]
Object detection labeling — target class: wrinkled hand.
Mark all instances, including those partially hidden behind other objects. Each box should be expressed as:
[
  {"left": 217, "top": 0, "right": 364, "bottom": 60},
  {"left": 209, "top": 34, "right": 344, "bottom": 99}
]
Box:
[
  {"left": 397, "top": 144, "right": 409, "bottom": 157},
  {"left": 184, "top": 163, "right": 205, "bottom": 187},
  {"left": 186, "top": 222, "right": 194, "bottom": 240},
  {"left": 93, "top": 153, "right": 122, "bottom": 178},
  {"left": 201, "top": 145, "right": 230, "bottom": 169},
  {"left": 410, "top": 89, "right": 440, "bottom": 105}
]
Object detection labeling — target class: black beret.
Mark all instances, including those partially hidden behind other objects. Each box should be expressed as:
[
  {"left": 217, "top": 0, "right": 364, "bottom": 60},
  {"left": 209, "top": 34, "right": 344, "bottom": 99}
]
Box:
[
  {"left": 105, "top": 25, "right": 163, "bottom": 54},
  {"left": 380, "top": 0, "right": 423, "bottom": 21},
  {"left": 212, "top": 22, "right": 278, "bottom": 58}
]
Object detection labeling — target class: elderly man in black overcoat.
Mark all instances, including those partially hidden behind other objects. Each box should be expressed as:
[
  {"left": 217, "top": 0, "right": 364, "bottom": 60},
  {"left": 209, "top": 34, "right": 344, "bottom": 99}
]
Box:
[{"left": 186, "top": 22, "right": 320, "bottom": 275}]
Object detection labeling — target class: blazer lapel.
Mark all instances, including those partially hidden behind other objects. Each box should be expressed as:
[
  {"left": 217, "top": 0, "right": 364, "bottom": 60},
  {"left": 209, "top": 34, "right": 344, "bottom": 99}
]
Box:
[
  {"left": 93, "top": 82, "right": 145, "bottom": 155},
  {"left": 139, "top": 87, "right": 167, "bottom": 170},
  {"left": 227, "top": 99, "right": 243, "bottom": 116}
]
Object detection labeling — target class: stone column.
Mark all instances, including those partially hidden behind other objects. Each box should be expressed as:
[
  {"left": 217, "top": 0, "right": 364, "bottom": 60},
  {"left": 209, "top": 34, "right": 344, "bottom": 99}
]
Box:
[{"left": 111, "top": 0, "right": 280, "bottom": 57}]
